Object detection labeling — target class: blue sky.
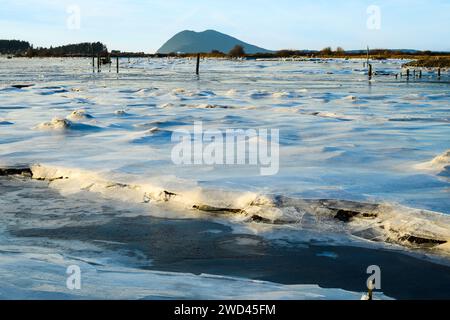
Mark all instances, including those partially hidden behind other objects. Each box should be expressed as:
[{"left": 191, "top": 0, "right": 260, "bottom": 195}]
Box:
[{"left": 1, "top": 0, "right": 449, "bottom": 52}]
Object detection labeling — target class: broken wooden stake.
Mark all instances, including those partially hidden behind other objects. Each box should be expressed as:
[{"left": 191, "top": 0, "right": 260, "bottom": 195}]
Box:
[
  {"left": 366, "top": 46, "right": 370, "bottom": 67},
  {"left": 196, "top": 53, "right": 200, "bottom": 75}
]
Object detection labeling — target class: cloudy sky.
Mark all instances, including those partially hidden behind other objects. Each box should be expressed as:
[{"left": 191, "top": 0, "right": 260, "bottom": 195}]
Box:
[{"left": 1, "top": 0, "right": 449, "bottom": 52}]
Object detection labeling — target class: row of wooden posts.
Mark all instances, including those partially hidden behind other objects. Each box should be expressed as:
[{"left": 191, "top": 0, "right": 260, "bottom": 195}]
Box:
[
  {"left": 91, "top": 52, "right": 444, "bottom": 81},
  {"left": 92, "top": 54, "right": 120, "bottom": 73},
  {"left": 395, "top": 68, "right": 441, "bottom": 80},
  {"left": 90, "top": 53, "right": 201, "bottom": 75},
  {"left": 356, "top": 47, "right": 445, "bottom": 81},
  {"left": 363, "top": 61, "right": 443, "bottom": 81}
]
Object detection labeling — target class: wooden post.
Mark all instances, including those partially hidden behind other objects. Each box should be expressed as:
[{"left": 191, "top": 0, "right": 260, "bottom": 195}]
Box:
[
  {"left": 438, "top": 68, "right": 441, "bottom": 78},
  {"left": 366, "top": 46, "right": 370, "bottom": 68},
  {"left": 406, "top": 69, "right": 410, "bottom": 79},
  {"left": 116, "top": 56, "right": 119, "bottom": 73},
  {"left": 413, "top": 70, "right": 416, "bottom": 78},
  {"left": 419, "top": 70, "right": 422, "bottom": 78},
  {"left": 91, "top": 44, "right": 95, "bottom": 73},
  {"left": 97, "top": 54, "right": 101, "bottom": 73},
  {"left": 196, "top": 53, "right": 200, "bottom": 75},
  {"left": 367, "top": 279, "right": 374, "bottom": 301},
  {"left": 368, "top": 287, "right": 373, "bottom": 301},
  {"left": 368, "top": 64, "right": 373, "bottom": 80}
]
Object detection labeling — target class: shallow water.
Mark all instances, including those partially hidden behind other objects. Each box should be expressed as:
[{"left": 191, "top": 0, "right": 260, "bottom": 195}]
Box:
[{"left": 0, "top": 57, "right": 449, "bottom": 299}]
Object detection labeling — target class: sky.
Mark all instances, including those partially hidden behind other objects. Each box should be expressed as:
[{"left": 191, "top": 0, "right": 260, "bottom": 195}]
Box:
[{"left": 1, "top": 0, "right": 449, "bottom": 53}]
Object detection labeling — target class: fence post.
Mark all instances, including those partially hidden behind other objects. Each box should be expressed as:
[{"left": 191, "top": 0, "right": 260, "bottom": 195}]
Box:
[
  {"left": 196, "top": 53, "right": 200, "bottom": 75},
  {"left": 366, "top": 46, "right": 370, "bottom": 67}
]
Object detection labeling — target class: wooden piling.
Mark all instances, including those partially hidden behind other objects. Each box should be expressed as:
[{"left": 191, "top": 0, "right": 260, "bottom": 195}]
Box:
[
  {"left": 367, "top": 279, "right": 375, "bottom": 301},
  {"left": 438, "top": 68, "right": 441, "bottom": 78},
  {"left": 406, "top": 69, "right": 410, "bottom": 79},
  {"left": 366, "top": 46, "right": 370, "bottom": 67},
  {"left": 368, "top": 64, "right": 373, "bottom": 80},
  {"left": 419, "top": 70, "right": 422, "bottom": 78},
  {"left": 92, "top": 55, "right": 95, "bottom": 73},
  {"left": 368, "top": 287, "right": 373, "bottom": 301},
  {"left": 97, "top": 54, "right": 101, "bottom": 73},
  {"left": 116, "top": 56, "right": 119, "bottom": 73},
  {"left": 196, "top": 53, "right": 200, "bottom": 75}
]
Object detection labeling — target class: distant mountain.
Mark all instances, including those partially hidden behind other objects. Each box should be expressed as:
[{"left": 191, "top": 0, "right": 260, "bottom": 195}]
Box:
[{"left": 157, "top": 30, "right": 272, "bottom": 54}]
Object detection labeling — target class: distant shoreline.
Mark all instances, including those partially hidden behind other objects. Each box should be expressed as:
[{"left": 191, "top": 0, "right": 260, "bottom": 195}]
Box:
[
  {"left": 1, "top": 40, "right": 450, "bottom": 61},
  {"left": 3, "top": 52, "right": 450, "bottom": 59},
  {"left": 3, "top": 54, "right": 450, "bottom": 69}
]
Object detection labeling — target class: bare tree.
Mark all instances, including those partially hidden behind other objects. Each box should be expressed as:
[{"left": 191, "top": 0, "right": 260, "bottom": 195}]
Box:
[
  {"left": 320, "top": 47, "right": 333, "bottom": 55},
  {"left": 229, "top": 45, "right": 246, "bottom": 57}
]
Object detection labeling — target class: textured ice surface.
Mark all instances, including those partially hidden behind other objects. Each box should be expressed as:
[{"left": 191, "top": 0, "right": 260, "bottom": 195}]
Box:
[
  {"left": 0, "top": 251, "right": 383, "bottom": 300},
  {"left": 1, "top": 57, "right": 449, "bottom": 298},
  {"left": 1, "top": 57, "right": 448, "bottom": 212}
]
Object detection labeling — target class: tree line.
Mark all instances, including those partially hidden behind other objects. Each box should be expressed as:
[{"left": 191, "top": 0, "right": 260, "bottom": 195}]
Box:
[
  {"left": 163, "top": 45, "right": 450, "bottom": 60},
  {"left": 0, "top": 40, "right": 107, "bottom": 57},
  {"left": 0, "top": 40, "right": 31, "bottom": 54},
  {"left": 2, "top": 40, "right": 449, "bottom": 59}
]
